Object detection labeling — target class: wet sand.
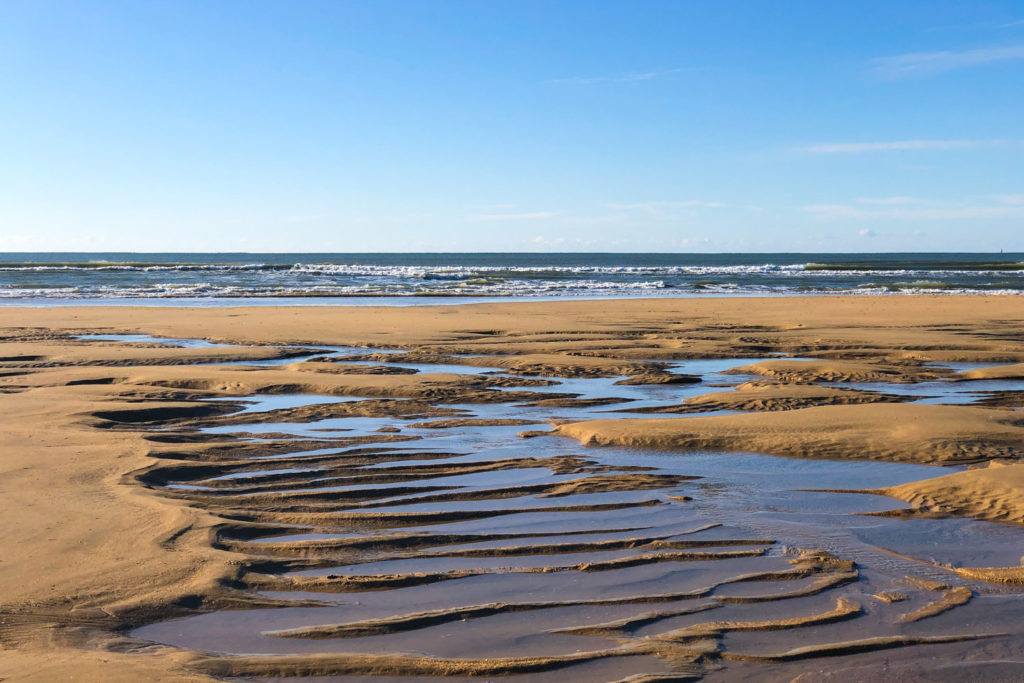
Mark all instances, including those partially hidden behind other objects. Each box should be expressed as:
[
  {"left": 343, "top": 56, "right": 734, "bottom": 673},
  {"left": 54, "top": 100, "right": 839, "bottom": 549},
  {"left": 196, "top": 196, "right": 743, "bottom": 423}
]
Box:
[{"left": 2, "top": 296, "right": 1024, "bottom": 681}]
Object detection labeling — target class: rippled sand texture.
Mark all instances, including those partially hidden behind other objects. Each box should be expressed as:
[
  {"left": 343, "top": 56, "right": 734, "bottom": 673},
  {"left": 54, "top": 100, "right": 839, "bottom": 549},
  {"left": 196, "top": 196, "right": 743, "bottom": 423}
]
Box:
[{"left": 2, "top": 297, "right": 1024, "bottom": 681}]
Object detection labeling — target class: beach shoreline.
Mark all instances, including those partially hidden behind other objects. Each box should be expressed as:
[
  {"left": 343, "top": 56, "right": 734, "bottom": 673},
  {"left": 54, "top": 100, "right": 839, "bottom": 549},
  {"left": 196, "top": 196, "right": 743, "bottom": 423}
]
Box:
[{"left": 3, "top": 296, "right": 1024, "bottom": 680}]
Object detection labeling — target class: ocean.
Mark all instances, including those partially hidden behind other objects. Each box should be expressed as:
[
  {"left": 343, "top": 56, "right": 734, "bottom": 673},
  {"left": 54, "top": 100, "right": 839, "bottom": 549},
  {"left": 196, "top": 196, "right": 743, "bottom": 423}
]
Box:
[{"left": 0, "top": 252, "right": 1021, "bottom": 305}]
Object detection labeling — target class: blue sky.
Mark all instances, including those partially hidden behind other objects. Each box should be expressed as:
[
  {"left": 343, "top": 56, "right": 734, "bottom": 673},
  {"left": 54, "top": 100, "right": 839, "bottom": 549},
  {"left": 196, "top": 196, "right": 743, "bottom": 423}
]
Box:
[{"left": 1, "top": 1, "right": 1022, "bottom": 252}]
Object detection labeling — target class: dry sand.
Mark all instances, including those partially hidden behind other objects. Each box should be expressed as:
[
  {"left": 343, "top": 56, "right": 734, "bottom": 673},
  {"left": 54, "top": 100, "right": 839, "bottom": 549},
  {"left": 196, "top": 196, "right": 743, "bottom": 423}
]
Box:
[{"left": 2, "top": 296, "right": 1024, "bottom": 680}]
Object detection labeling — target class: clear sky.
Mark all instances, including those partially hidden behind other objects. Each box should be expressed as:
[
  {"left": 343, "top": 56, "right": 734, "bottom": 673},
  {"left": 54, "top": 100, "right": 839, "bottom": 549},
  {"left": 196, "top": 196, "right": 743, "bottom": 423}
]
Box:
[{"left": 1, "top": 1, "right": 1023, "bottom": 253}]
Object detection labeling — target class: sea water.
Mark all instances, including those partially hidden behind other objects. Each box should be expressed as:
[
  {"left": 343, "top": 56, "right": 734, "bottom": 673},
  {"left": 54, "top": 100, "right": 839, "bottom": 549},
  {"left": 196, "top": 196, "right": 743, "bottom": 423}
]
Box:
[{"left": 1, "top": 252, "right": 1022, "bottom": 303}]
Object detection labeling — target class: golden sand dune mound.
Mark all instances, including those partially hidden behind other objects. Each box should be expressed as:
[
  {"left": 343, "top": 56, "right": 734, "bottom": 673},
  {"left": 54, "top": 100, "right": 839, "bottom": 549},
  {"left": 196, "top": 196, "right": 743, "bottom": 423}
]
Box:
[
  {"left": 725, "top": 359, "right": 942, "bottom": 384},
  {"left": 625, "top": 381, "right": 914, "bottom": 414},
  {"left": 960, "top": 362, "right": 1024, "bottom": 380},
  {"left": 881, "top": 462, "right": 1024, "bottom": 527},
  {"left": 553, "top": 403, "right": 1024, "bottom": 465}
]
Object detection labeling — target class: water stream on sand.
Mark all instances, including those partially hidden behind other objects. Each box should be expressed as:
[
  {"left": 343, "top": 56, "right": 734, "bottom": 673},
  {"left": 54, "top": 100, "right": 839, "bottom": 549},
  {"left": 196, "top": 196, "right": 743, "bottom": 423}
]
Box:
[{"left": 81, "top": 334, "right": 1024, "bottom": 680}]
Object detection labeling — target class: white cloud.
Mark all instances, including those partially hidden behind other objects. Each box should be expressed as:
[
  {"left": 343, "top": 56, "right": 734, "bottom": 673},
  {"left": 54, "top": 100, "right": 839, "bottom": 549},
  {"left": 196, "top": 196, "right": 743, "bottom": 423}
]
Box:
[
  {"left": 561, "top": 214, "right": 626, "bottom": 225},
  {"left": 803, "top": 201, "right": 1024, "bottom": 221},
  {"left": 0, "top": 232, "right": 111, "bottom": 250},
  {"left": 798, "top": 139, "right": 1009, "bottom": 153},
  {"left": 803, "top": 204, "right": 862, "bottom": 218},
  {"left": 678, "top": 237, "right": 712, "bottom": 248},
  {"left": 856, "top": 196, "right": 922, "bottom": 205},
  {"left": 990, "top": 194, "right": 1024, "bottom": 205},
  {"left": 607, "top": 200, "right": 724, "bottom": 214},
  {"left": 0, "top": 233, "right": 35, "bottom": 248},
  {"left": 859, "top": 229, "right": 879, "bottom": 238},
  {"left": 870, "top": 44, "right": 1024, "bottom": 78},
  {"left": 471, "top": 211, "right": 559, "bottom": 221},
  {"left": 546, "top": 68, "right": 685, "bottom": 85}
]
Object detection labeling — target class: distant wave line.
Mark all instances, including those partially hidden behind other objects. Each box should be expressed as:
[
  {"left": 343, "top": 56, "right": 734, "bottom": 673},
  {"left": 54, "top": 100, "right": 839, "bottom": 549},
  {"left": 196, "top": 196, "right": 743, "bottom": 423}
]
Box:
[{"left": 2, "top": 261, "right": 1024, "bottom": 275}]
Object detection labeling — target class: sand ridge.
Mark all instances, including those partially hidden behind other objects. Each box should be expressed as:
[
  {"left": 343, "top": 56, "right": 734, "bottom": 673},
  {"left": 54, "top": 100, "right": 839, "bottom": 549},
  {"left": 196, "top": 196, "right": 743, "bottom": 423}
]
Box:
[
  {"left": 553, "top": 403, "right": 1024, "bottom": 464},
  {"left": 622, "top": 381, "right": 917, "bottom": 414}
]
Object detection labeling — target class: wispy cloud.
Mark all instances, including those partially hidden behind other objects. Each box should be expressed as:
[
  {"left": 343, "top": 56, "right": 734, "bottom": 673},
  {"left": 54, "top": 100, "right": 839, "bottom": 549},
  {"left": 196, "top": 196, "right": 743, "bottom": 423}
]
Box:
[
  {"left": 561, "top": 214, "right": 627, "bottom": 225},
  {"left": 469, "top": 209, "right": 635, "bottom": 225},
  {"left": 546, "top": 68, "right": 686, "bottom": 85},
  {"left": 471, "top": 211, "right": 559, "bottom": 221},
  {"left": 607, "top": 200, "right": 724, "bottom": 214},
  {"left": 798, "top": 139, "right": 1012, "bottom": 153},
  {"left": 924, "top": 18, "right": 1024, "bottom": 32},
  {"left": 990, "top": 193, "right": 1024, "bottom": 205},
  {"left": 870, "top": 44, "right": 1024, "bottom": 78},
  {"left": 803, "top": 199, "right": 1024, "bottom": 221},
  {"left": 856, "top": 196, "right": 923, "bottom": 205}
]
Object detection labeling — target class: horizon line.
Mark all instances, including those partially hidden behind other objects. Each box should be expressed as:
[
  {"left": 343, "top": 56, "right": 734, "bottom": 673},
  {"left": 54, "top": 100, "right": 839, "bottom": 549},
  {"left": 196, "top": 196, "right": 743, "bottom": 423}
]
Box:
[{"left": 0, "top": 250, "right": 1021, "bottom": 256}]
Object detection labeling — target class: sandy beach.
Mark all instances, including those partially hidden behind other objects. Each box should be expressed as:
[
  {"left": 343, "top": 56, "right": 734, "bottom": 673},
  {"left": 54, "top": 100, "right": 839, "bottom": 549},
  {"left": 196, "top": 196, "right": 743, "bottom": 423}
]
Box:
[{"left": 3, "top": 296, "right": 1024, "bottom": 681}]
